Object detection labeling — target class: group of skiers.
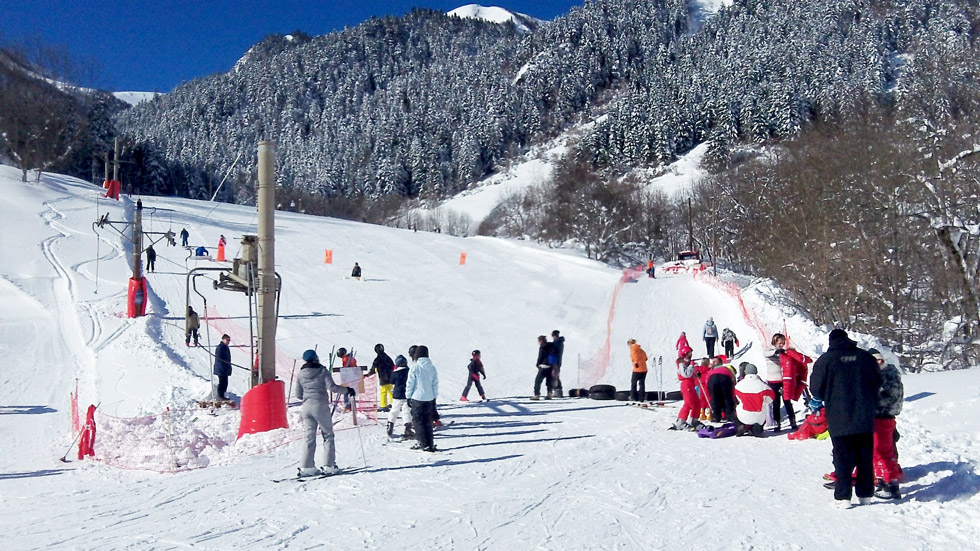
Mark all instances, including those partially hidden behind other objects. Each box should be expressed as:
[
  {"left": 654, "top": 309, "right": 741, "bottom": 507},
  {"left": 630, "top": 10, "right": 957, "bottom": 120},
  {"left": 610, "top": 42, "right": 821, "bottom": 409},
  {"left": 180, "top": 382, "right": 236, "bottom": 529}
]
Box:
[
  {"left": 532, "top": 330, "right": 565, "bottom": 399},
  {"left": 671, "top": 325, "right": 904, "bottom": 505},
  {"left": 293, "top": 342, "right": 449, "bottom": 476}
]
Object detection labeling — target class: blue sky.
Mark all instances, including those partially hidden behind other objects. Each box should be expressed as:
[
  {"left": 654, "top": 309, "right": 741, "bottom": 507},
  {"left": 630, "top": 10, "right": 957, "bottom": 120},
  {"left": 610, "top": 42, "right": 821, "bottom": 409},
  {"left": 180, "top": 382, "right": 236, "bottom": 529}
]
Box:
[{"left": 2, "top": 1, "right": 581, "bottom": 92}]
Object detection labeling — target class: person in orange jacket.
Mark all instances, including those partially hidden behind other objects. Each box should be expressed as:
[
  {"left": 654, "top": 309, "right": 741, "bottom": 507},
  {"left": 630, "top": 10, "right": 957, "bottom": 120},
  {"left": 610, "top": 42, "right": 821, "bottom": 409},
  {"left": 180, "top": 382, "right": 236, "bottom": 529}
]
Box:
[{"left": 628, "top": 339, "right": 648, "bottom": 402}]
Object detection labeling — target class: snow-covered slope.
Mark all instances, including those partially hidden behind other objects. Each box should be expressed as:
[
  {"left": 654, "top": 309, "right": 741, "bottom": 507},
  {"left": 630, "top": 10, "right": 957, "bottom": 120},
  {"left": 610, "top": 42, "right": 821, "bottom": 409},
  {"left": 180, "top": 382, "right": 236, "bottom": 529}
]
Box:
[
  {"left": 113, "top": 91, "right": 159, "bottom": 106},
  {"left": 2, "top": 165, "right": 979, "bottom": 549},
  {"left": 448, "top": 4, "right": 541, "bottom": 32}
]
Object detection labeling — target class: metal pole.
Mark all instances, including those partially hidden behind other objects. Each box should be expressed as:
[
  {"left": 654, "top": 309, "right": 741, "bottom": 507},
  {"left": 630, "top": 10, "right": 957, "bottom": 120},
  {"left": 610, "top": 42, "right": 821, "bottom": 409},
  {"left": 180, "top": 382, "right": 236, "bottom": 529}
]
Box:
[
  {"left": 133, "top": 199, "right": 143, "bottom": 279},
  {"left": 256, "top": 141, "right": 277, "bottom": 385},
  {"left": 113, "top": 137, "right": 121, "bottom": 182}
]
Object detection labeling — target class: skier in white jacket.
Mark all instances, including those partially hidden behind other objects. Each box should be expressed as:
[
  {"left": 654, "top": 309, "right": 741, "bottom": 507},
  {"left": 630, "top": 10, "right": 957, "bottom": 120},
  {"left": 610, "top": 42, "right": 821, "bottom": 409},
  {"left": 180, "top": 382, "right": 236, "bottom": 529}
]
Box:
[
  {"left": 406, "top": 345, "right": 440, "bottom": 452},
  {"left": 294, "top": 349, "right": 355, "bottom": 476},
  {"left": 734, "top": 363, "right": 775, "bottom": 437}
]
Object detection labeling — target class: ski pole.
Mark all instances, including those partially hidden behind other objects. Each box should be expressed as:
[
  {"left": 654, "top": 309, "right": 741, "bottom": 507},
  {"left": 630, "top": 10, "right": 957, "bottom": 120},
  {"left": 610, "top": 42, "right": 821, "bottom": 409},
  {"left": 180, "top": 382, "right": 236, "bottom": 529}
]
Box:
[
  {"left": 352, "top": 395, "right": 368, "bottom": 467},
  {"left": 59, "top": 430, "right": 84, "bottom": 463}
]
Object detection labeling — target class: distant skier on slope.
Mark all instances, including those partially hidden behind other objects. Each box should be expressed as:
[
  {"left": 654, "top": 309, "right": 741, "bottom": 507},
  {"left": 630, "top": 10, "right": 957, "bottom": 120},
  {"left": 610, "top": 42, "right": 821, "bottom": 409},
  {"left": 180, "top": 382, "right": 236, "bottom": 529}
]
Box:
[
  {"left": 703, "top": 317, "right": 719, "bottom": 357},
  {"left": 351, "top": 262, "right": 362, "bottom": 280},
  {"left": 185, "top": 306, "right": 200, "bottom": 346},
  {"left": 180, "top": 228, "right": 189, "bottom": 247},
  {"left": 294, "top": 349, "right": 356, "bottom": 477},
  {"left": 145, "top": 245, "right": 157, "bottom": 273},
  {"left": 460, "top": 349, "right": 487, "bottom": 402},
  {"left": 676, "top": 332, "right": 690, "bottom": 353},
  {"left": 721, "top": 327, "right": 739, "bottom": 358}
]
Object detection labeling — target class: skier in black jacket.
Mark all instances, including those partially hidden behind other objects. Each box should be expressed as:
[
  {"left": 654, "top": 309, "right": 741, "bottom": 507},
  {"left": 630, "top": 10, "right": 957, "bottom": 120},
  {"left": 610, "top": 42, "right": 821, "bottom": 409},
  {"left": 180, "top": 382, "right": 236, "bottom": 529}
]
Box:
[
  {"left": 386, "top": 354, "right": 412, "bottom": 438},
  {"left": 533, "top": 335, "right": 556, "bottom": 400},
  {"left": 367, "top": 343, "right": 395, "bottom": 412},
  {"left": 810, "top": 329, "right": 882, "bottom": 506},
  {"left": 460, "top": 350, "right": 487, "bottom": 402}
]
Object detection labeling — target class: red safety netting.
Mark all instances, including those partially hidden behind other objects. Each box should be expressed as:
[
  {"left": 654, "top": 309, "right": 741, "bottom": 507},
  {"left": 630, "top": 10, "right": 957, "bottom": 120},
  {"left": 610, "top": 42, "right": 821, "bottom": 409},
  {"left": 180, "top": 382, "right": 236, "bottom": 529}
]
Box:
[
  {"left": 693, "top": 270, "right": 773, "bottom": 345},
  {"left": 70, "top": 380, "right": 81, "bottom": 435},
  {"left": 202, "top": 305, "right": 301, "bottom": 384},
  {"left": 578, "top": 265, "right": 646, "bottom": 388},
  {"left": 83, "top": 391, "right": 378, "bottom": 473}
]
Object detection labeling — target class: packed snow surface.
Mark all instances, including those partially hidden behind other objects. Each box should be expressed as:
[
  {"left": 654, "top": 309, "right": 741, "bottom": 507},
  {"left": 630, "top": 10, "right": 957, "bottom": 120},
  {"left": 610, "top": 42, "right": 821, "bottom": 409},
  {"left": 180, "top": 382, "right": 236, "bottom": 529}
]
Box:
[{"left": 1, "top": 165, "right": 979, "bottom": 549}]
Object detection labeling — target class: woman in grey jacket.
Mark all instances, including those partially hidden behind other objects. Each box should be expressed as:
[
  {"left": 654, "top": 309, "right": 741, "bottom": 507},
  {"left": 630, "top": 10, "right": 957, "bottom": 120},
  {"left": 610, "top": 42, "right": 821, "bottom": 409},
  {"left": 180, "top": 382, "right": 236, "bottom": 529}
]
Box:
[{"left": 294, "top": 349, "right": 355, "bottom": 476}]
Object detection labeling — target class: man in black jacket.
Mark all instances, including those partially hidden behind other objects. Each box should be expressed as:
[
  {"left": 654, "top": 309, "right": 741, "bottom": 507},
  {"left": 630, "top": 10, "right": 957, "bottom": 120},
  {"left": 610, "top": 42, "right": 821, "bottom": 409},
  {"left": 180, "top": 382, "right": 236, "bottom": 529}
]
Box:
[
  {"left": 810, "top": 329, "right": 882, "bottom": 506},
  {"left": 214, "top": 334, "right": 233, "bottom": 400}
]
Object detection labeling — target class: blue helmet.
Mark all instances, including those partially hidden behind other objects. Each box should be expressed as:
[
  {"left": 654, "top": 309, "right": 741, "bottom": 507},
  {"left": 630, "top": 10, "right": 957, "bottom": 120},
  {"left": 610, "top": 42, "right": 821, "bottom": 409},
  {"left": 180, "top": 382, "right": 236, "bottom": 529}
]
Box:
[{"left": 302, "top": 350, "right": 318, "bottom": 363}]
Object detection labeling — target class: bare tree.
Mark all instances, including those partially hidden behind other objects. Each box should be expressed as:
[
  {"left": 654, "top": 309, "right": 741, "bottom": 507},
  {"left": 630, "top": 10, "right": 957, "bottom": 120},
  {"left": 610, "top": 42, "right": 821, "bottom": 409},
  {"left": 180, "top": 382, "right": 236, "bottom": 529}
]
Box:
[{"left": 0, "top": 48, "right": 87, "bottom": 182}]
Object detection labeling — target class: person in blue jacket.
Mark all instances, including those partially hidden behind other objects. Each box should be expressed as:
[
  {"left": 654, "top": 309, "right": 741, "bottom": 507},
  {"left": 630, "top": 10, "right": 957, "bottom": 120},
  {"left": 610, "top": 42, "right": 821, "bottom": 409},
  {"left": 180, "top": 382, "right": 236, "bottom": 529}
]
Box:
[
  {"left": 406, "top": 345, "right": 440, "bottom": 452},
  {"left": 213, "top": 334, "right": 232, "bottom": 400}
]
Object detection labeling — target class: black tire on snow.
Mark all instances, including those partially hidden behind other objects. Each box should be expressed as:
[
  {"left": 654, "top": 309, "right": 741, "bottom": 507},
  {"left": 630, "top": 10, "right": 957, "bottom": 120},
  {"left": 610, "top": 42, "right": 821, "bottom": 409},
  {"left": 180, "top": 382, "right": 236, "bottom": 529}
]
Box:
[
  {"left": 590, "top": 391, "right": 615, "bottom": 401},
  {"left": 646, "top": 390, "right": 682, "bottom": 401},
  {"left": 589, "top": 384, "right": 616, "bottom": 395},
  {"left": 568, "top": 388, "right": 590, "bottom": 398},
  {"left": 614, "top": 390, "right": 632, "bottom": 401}
]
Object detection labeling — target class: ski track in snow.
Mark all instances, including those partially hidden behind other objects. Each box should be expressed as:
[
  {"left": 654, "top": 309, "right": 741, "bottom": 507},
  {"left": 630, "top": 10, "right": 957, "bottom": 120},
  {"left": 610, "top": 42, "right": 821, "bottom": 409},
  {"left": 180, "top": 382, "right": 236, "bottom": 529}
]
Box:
[{"left": 2, "top": 166, "right": 979, "bottom": 549}]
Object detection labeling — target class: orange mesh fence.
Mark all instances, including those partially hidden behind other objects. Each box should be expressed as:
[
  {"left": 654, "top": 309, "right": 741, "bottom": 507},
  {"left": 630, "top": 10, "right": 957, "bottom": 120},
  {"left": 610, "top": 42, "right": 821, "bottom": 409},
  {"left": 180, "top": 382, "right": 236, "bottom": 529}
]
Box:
[
  {"left": 693, "top": 270, "right": 772, "bottom": 345},
  {"left": 203, "top": 305, "right": 299, "bottom": 383},
  {"left": 70, "top": 382, "right": 81, "bottom": 435},
  {"left": 578, "top": 265, "right": 646, "bottom": 388}
]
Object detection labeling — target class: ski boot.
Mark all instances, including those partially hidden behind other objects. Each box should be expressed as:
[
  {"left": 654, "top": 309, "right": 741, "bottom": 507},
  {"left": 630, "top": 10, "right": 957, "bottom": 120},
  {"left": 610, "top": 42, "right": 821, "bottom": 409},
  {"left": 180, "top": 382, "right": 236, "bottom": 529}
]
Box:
[
  {"left": 460, "top": 396, "right": 468, "bottom": 402},
  {"left": 386, "top": 422, "right": 394, "bottom": 438},
  {"left": 874, "top": 481, "right": 901, "bottom": 500}
]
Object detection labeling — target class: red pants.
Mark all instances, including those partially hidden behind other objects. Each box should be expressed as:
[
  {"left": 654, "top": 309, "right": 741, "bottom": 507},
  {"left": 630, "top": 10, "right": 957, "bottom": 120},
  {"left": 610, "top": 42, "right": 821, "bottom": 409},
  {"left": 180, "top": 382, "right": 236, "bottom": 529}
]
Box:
[
  {"left": 678, "top": 379, "right": 699, "bottom": 421},
  {"left": 873, "top": 417, "right": 903, "bottom": 482}
]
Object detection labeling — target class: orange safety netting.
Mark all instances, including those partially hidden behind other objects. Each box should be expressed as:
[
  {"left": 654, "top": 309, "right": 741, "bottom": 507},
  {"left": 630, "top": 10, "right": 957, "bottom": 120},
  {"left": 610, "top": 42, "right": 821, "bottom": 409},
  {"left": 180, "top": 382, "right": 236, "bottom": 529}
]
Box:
[
  {"left": 693, "top": 270, "right": 773, "bottom": 345},
  {"left": 578, "top": 265, "right": 646, "bottom": 388}
]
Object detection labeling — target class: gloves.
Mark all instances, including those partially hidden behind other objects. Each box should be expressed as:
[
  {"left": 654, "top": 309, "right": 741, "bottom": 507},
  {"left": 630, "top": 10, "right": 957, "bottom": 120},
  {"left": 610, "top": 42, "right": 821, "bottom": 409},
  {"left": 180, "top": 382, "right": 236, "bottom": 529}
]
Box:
[
  {"left": 482, "top": 373, "right": 486, "bottom": 379},
  {"left": 347, "top": 387, "right": 356, "bottom": 397}
]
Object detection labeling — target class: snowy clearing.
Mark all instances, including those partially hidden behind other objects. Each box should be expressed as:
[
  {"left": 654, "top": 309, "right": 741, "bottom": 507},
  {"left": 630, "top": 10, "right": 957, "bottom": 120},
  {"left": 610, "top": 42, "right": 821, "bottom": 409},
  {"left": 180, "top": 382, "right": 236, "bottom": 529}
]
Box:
[{"left": 1, "top": 165, "right": 978, "bottom": 550}]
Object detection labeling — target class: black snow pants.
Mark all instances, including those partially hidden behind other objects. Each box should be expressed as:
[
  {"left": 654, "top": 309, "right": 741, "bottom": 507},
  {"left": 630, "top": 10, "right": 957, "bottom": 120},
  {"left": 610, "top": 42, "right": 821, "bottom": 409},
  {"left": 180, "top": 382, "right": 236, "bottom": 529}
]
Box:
[
  {"left": 707, "top": 374, "right": 736, "bottom": 423},
  {"left": 630, "top": 372, "right": 647, "bottom": 401},
  {"left": 831, "top": 433, "right": 875, "bottom": 501}
]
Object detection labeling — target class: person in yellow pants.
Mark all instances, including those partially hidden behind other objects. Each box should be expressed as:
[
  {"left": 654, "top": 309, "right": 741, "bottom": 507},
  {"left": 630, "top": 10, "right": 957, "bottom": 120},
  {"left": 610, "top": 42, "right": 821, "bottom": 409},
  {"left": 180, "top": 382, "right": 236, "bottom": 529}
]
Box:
[{"left": 368, "top": 343, "right": 395, "bottom": 412}]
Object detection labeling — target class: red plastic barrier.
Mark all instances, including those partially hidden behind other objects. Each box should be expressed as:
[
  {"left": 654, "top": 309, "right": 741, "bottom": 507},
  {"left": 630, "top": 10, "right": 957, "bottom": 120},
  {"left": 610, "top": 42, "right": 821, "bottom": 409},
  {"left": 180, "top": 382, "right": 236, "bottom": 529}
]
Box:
[
  {"left": 237, "top": 380, "right": 288, "bottom": 439},
  {"left": 217, "top": 242, "right": 226, "bottom": 262},
  {"left": 78, "top": 404, "right": 97, "bottom": 459},
  {"left": 103, "top": 180, "right": 120, "bottom": 200},
  {"left": 127, "top": 277, "right": 148, "bottom": 318}
]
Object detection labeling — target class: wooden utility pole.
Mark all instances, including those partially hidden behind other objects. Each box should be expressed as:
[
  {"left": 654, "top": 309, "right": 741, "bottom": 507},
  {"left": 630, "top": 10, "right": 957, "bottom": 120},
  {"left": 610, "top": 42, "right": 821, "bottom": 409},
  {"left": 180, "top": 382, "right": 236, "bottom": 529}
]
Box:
[
  {"left": 712, "top": 207, "right": 718, "bottom": 276},
  {"left": 687, "top": 197, "right": 694, "bottom": 252},
  {"left": 255, "top": 141, "right": 277, "bottom": 386}
]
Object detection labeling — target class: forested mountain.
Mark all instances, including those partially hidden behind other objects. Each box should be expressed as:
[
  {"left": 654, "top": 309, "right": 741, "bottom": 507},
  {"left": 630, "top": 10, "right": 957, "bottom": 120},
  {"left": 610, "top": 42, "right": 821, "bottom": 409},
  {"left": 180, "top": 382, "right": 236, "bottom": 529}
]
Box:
[
  {"left": 8, "top": 0, "right": 979, "bottom": 369},
  {"left": 115, "top": 0, "right": 974, "bottom": 204}
]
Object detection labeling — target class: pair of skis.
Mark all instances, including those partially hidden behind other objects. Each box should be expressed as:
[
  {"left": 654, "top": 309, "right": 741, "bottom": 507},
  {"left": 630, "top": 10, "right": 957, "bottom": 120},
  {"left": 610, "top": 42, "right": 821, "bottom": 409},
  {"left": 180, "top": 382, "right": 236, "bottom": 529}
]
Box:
[{"left": 272, "top": 466, "right": 368, "bottom": 483}]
